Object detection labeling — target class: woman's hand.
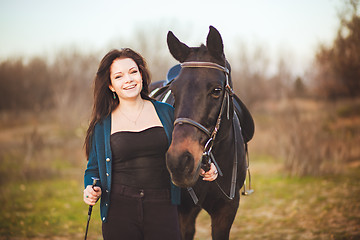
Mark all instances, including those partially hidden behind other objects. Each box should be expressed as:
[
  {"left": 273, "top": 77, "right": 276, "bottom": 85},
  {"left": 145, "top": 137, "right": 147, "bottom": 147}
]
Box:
[
  {"left": 200, "top": 162, "right": 218, "bottom": 181},
  {"left": 83, "top": 185, "right": 102, "bottom": 206}
]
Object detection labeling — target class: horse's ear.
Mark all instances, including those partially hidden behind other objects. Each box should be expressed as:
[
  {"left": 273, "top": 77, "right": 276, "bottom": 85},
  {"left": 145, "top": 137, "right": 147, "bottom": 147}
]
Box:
[
  {"left": 167, "top": 31, "right": 190, "bottom": 63},
  {"left": 206, "top": 26, "right": 224, "bottom": 59}
]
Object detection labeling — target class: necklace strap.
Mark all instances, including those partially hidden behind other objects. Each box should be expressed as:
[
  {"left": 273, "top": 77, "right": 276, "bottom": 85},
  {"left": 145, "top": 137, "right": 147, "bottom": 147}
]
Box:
[{"left": 119, "top": 101, "right": 145, "bottom": 125}]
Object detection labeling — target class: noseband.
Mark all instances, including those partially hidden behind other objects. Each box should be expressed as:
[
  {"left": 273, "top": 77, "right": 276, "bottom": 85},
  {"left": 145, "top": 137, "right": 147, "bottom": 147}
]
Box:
[{"left": 174, "top": 61, "right": 234, "bottom": 168}]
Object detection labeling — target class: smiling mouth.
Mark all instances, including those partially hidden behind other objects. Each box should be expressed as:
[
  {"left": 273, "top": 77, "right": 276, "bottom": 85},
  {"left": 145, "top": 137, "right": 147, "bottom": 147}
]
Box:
[{"left": 123, "top": 84, "right": 137, "bottom": 90}]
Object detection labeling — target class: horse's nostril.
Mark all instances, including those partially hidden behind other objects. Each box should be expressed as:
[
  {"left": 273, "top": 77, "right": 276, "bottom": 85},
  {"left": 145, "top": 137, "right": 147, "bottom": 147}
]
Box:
[
  {"left": 179, "top": 152, "right": 194, "bottom": 174},
  {"left": 167, "top": 151, "right": 194, "bottom": 175}
]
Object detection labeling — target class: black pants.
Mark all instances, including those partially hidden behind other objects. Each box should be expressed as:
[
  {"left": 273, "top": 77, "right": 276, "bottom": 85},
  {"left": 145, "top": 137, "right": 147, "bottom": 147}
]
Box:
[{"left": 102, "top": 185, "right": 181, "bottom": 240}]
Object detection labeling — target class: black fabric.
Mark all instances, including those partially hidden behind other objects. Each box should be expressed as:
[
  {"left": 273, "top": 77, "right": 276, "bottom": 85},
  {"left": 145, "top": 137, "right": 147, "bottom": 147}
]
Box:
[
  {"left": 102, "top": 185, "right": 181, "bottom": 240},
  {"left": 110, "top": 126, "right": 170, "bottom": 189}
]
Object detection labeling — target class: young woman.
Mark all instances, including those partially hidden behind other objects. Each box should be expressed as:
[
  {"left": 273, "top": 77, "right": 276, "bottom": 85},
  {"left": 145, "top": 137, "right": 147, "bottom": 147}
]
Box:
[{"left": 83, "top": 48, "right": 218, "bottom": 240}]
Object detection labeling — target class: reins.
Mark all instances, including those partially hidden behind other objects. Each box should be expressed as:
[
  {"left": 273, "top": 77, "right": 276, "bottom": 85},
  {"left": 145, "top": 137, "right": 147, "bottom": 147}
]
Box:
[{"left": 175, "top": 61, "right": 240, "bottom": 204}]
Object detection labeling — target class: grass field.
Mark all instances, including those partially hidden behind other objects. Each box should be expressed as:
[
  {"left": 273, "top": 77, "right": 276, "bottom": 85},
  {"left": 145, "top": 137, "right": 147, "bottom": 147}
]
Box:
[
  {"left": 195, "top": 156, "right": 360, "bottom": 240},
  {"left": 0, "top": 99, "right": 359, "bottom": 240},
  {"left": 0, "top": 155, "right": 359, "bottom": 240}
]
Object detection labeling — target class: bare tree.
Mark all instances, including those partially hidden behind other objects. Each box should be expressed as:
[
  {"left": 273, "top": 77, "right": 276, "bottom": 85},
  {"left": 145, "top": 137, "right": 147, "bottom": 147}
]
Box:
[
  {"left": 50, "top": 48, "right": 98, "bottom": 125},
  {"left": 231, "top": 43, "right": 272, "bottom": 106},
  {"left": 312, "top": 0, "right": 360, "bottom": 99},
  {"left": 0, "top": 57, "right": 53, "bottom": 112}
]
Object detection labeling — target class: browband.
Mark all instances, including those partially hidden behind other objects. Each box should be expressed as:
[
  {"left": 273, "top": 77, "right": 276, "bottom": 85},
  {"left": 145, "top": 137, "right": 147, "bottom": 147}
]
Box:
[{"left": 181, "top": 62, "right": 229, "bottom": 75}]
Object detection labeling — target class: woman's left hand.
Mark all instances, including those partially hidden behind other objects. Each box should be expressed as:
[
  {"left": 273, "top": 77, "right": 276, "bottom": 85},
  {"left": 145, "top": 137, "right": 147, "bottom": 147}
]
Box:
[{"left": 200, "top": 163, "right": 218, "bottom": 181}]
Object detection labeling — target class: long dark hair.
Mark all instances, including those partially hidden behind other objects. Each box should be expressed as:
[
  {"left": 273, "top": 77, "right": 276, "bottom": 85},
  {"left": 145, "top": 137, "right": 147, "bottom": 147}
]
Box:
[{"left": 84, "top": 48, "right": 152, "bottom": 158}]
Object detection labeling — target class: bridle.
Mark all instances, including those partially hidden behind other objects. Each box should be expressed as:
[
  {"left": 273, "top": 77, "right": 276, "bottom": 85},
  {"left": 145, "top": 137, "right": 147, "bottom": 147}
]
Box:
[
  {"left": 174, "top": 61, "right": 234, "bottom": 169},
  {"left": 173, "top": 61, "right": 240, "bottom": 203}
]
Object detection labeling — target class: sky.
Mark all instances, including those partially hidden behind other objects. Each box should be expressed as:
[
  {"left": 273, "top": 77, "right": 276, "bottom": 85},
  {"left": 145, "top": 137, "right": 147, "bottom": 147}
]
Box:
[{"left": 0, "top": 0, "right": 343, "bottom": 74}]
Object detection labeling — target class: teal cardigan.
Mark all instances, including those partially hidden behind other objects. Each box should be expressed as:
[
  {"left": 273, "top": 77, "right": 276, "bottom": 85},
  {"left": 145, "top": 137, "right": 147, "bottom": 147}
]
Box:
[{"left": 84, "top": 100, "right": 181, "bottom": 223}]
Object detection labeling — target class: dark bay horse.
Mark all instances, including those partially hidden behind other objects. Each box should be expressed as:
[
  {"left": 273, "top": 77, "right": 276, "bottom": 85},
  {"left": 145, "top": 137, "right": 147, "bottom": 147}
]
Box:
[{"left": 152, "top": 26, "right": 254, "bottom": 240}]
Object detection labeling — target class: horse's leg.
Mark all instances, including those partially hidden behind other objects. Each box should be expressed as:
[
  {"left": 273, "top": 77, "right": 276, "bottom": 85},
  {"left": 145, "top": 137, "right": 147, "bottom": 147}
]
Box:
[
  {"left": 178, "top": 204, "right": 202, "bottom": 240},
  {"left": 208, "top": 197, "right": 240, "bottom": 240}
]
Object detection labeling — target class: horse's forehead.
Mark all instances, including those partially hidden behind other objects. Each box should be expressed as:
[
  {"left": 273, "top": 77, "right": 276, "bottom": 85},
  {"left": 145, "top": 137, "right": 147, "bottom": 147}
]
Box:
[
  {"left": 170, "top": 46, "right": 227, "bottom": 92},
  {"left": 187, "top": 48, "right": 224, "bottom": 65},
  {"left": 172, "top": 69, "right": 222, "bottom": 90}
]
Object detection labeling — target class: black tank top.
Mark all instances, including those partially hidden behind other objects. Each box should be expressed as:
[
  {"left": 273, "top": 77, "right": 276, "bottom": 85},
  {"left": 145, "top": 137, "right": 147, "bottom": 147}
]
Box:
[{"left": 110, "top": 126, "right": 170, "bottom": 189}]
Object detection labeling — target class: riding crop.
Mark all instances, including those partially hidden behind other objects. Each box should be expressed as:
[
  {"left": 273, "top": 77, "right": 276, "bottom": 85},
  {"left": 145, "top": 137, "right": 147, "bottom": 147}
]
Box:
[{"left": 84, "top": 177, "right": 99, "bottom": 240}]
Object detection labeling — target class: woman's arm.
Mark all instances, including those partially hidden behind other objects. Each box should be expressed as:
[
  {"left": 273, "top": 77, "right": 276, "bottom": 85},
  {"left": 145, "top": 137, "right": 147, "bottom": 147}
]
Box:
[{"left": 83, "top": 131, "right": 102, "bottom": 205}]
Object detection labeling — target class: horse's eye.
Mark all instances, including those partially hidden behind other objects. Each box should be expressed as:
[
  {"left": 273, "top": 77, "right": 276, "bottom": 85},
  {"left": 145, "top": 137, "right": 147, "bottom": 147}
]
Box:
[{"left": 211, "top": 88, "right": 222, "bottom": 98}]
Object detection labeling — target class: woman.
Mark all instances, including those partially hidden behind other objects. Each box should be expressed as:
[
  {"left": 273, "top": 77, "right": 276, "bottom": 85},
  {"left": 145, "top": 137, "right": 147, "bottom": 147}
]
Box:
[{"left": 83, "top": 48, "right": 218, "bottom": 240}]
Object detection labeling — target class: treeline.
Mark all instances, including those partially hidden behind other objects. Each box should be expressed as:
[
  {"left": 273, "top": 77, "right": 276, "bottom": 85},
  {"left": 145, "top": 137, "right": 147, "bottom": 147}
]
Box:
[
  {"left": 233, "top": 0, "right": 360, "bottom": 104},
  {"left": 0, "top": 26, "right": 177, "bottom": 118},
  {"left": 0, "top": 1, "right": 358, "bottom": 178},
  {"left": 0, "top": 1, "right": 358, "bottom": 113},
  {"left": 0, "top": 51, "right": 98, "bottom": 115},
  {"left": 0, "top": 46, "right": 300, "bottom": 114},
  {"left": 0, "top": 57, "right": 53, "bottom": 111},
  {"left": 313, "top": 0, "right": 360, "bottom": 99},
  {"left": 231, "top": 48, "right": 305, "bottom": 106}
]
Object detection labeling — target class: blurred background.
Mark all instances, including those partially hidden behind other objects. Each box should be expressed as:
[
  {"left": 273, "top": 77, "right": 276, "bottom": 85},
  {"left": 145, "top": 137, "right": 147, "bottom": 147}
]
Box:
[{"left": 0, "top": 0, "right": 359, "bottom": 239}]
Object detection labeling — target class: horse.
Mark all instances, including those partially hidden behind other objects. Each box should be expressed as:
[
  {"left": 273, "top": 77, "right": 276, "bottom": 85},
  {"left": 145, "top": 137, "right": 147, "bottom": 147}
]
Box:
[{"left": 151, "top": 26, "right": 254, "bottom": 240}]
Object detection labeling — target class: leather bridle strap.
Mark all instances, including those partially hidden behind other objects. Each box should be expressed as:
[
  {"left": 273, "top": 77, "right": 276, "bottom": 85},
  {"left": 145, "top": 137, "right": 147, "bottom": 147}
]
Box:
[
  {"left": 181, "top": 61, "right": 233, "bottom": 97},
  {"left": 181, "top": 61, "right": 229, "bottom": 75},
  {"left": 174, "top": 118, "right": 211, "bottom": 137},
  {"left": 214, "top": 111, "right": 240, "bottom": 200}
]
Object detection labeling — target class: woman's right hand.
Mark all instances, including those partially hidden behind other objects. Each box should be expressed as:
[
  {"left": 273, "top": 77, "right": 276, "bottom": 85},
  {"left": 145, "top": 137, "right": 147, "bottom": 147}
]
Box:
[{"left": 83, "top": 185, "right": 102, "bottom": 206}]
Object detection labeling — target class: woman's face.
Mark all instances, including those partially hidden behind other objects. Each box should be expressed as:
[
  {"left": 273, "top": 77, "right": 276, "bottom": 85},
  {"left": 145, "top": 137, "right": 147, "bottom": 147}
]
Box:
[{"left": 109, "top": 58, "right": 143, "bottom": 101}]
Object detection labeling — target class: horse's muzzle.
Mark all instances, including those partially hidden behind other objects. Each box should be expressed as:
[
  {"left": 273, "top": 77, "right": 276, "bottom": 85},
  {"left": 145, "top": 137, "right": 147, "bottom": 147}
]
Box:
[{"left": 166, "top": 137, "right": 203, "bottom": 188}]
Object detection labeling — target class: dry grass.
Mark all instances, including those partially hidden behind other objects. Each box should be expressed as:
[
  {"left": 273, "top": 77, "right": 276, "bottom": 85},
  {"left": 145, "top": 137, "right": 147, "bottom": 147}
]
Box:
[
  {"left": 0, "top": 98, "right": 359, "bottom": 239},
  {"left": 250, "top": 98, "right": 360, "bottom": 177},
  {"left": 192, "top": 156, "right": 360, "bottom": 240}
]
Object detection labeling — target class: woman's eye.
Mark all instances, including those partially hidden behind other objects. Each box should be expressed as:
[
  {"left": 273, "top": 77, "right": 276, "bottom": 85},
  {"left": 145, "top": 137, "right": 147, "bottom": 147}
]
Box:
[
  {"left": 211, "top": 88, "right": 222, "bottom": 98},
  {"left": 115, "top": 75, "right": 122, "bottom": 79},
  {"left": 131, "top": 70, "right": 138, "bottom": 74}
]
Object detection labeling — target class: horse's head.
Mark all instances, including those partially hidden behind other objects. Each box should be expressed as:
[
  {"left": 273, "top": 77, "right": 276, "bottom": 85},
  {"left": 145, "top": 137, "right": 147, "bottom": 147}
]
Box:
[{"left": 166, "top": 26, "right": 234, "bottom": 188}]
